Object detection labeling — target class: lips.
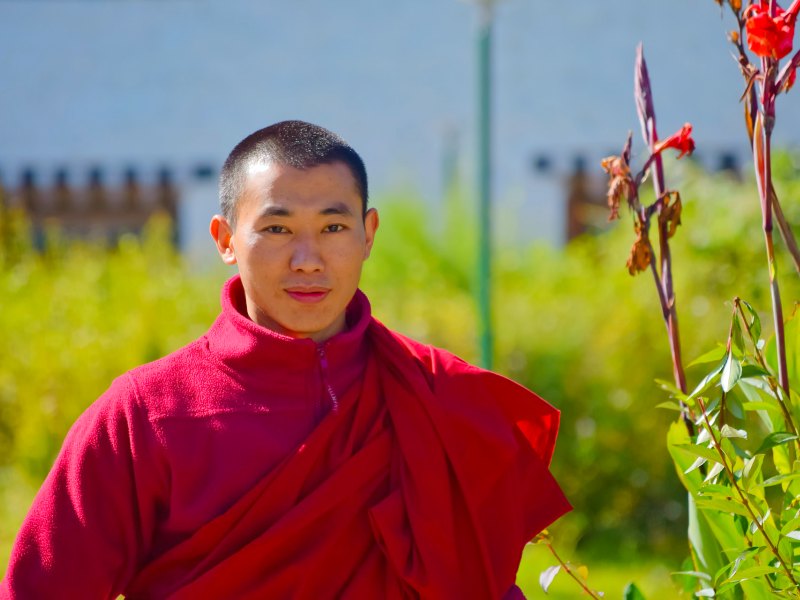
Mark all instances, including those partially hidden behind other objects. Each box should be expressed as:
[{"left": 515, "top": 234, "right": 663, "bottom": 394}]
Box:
[{"left": 285, "top": 288, "right": 330, "bottom": 304}]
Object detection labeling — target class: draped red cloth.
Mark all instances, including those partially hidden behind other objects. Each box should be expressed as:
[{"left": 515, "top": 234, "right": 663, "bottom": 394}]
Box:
[{"left": 125, "top": 320, "right": 570, "bottom": 599}]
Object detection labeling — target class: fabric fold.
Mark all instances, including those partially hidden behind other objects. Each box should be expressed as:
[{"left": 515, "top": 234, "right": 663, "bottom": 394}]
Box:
[{"left": 123, "top": 318, "right": 570, "bottom": 599}]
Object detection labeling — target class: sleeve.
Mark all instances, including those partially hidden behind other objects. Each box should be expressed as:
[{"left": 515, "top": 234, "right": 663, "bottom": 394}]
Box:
[{"left": 0, "top": 374, "right": 167, "bottom": 600}]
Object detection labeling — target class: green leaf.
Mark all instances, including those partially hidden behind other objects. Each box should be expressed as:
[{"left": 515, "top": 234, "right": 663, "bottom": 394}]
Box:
[
  {"left": 695, "top": 496, "right": 752, "bottom": 518},
  {"left": 726, "top": 565, "right": 781, "bottom": 582},
  {"left": 740, "top": 300, "right": 762, "bottom": 342},
  {"left": 688, "top": 357, "right": 726, "bottom": 400},
  {"left": 689, "top": 347, "right": 726, "bottom": 368},
  {"left": 757, "top": 472, "right": 800, "bottom": 488},
  {"left": 772, "top": 444, "right": 793, "bottom": 475},
  {"left": 741, "top": 401, "right": 782, "bottom": 414},
  {"left": 674, "top": 443, "right": 724, "bottom": 466},
  {"left": 696, "top": 428, "right": 712, "bottom": 444},
  {"left": 753, "top": 432, "right": 798, "bottom": 455},
  {"left": 623, "top": 582, "right": 647, "bottom": 600},
  {"left": 697, "top": 483, "right": 735, "bottom": 496},
  {"left": 725, "top": 546, "right": 763, "bottom": 581},
  {"left": 739, "top": 365, "right": 770, "bottom": 379},
  {"left": 742, "top": 455, "right": 764, "bottom": 490},
  {"left": 686, "top": 456, "right": 707, "bottom": 474},
  {"left": 539, "top": 565, "right": 560, "bottom": 593},
  {"left": 732, "top": 316, "right": 745, "bottom": 355},
  {"left": 720, "top": 424, "right": 747, "bottom": 439},
  {"left": 703, "top": 462, "right": 726, "bottom": 482},
  {"left": 655, "top": 378, "right": 688, "bottom": 400},
  {"left": 779, "top": 516, "right": 800, "bottom": 535},
  {"left": 726, "top": 393, "right": 745, "bottom": 420},
  {"left": 686, "top": 493, "right": 739, "bottom": 578},
  {"left": 737, "top": 579, "right": 775, "bottom": 599},
  {"left": 721, "top": 352, "right": 742, "bottom": 393},
  {"left": 656, "top": 401, "right": 683, "bottom": 411}
]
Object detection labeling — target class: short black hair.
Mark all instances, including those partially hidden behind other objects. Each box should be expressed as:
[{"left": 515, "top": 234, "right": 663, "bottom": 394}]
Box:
[{"left": 219, "top": 120, "right": 368, "bottom": 225}]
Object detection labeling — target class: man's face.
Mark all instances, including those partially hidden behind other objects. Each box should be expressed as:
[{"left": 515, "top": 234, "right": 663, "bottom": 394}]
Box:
[{"left": 211, "top": 160, "right": 378, "bottom": 342}]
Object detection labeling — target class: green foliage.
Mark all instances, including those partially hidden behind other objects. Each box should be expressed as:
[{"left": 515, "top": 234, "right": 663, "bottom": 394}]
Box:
[
  {"left": 666, "top": 299, "right": 800, "bottom": 597},
  {"left": 1, "top": 160, "right": 799, "bottom": 586}
]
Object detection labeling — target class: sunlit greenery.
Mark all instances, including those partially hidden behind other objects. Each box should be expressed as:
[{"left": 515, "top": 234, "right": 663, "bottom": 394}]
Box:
[{"left": 2, "top": 156, "right": 800, "bottom": 594}]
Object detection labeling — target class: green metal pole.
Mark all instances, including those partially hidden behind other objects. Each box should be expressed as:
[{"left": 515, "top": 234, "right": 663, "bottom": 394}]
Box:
[{"left": 477, "top": 1, "right": 493, "bottom": 369}]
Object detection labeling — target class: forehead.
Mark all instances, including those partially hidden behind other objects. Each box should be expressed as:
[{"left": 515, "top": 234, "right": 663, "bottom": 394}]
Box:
[{"left": 240, "top": 160, "right": 360, "bottom": 209}]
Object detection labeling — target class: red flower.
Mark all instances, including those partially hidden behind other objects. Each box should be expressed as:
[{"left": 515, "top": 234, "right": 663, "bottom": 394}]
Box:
[
  {"left": 745, "top": 0, "right": 800, "bottom": 60},
  {"left": 654, "top": 123, "right": 695, "bottom": 159}
]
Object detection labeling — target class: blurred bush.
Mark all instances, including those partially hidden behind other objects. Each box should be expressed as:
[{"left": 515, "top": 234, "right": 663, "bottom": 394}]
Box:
[
  {"left": 0, "top": 213, "right": 227, "bottom": 483},
  {"left": 2, "top": 156, "right": 800, "bottom": 572}
]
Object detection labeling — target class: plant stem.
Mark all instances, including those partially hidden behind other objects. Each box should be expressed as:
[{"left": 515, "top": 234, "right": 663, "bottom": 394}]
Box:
[
  {"left": 649, "top": 144, "right": 687, "bottom": 396},
  {"left": 543, "top": 541, "right": 603, "bottom": 599},
  {"left": 659, "top": 219, "right": 687, "bottom": 395},
  {"left": 697, "top": 398, "right": 798, "bottom": 587},
  {"left": 765, "top": 230, "right": 790, "bottom": 392},
  {"left": 755, "top": 105, "right": 791, "bottom": 397},
  {"left": 771, "top": 185, "right": 800, "bottom": 276},
  {"left": 641, "top": 210, "right": 694, "bottom": 435}
]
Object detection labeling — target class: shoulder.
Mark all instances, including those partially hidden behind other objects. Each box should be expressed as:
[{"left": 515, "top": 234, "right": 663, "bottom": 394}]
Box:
[
  {"left": 62, "top": 341, "right": 208, "bottom": 458},
  {"left": 121, "top": 336, "right": 211, "bottom": 416},
  {"left": 372, "top": 321, "right": 561, "bottom": 465},
  {"left": 373, "top": 321, "right": 505, "bottom": 385},
  {"left": 126, "top": 336, "right": 208, "bottom": 382}
]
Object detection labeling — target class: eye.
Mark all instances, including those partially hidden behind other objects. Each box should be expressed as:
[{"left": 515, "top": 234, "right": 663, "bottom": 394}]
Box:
[
  {"left": 262, "top": 225, "right": 289, "bottom": 234},
  {"left": 324, "top": 224, "right": 346, "bottom": 233}
]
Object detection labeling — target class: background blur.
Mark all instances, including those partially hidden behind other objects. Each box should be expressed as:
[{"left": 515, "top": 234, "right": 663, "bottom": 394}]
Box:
[
  {"left": 3, "top": 1, "right": 800, "bottom": 597},
  {"left": 5, "top": 0, "right": 800, "bottom": 251}
]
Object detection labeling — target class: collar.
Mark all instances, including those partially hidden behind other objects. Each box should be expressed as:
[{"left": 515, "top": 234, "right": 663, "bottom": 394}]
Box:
[{"left": 205, "top": 275, "right": 371, "bottom": 388}]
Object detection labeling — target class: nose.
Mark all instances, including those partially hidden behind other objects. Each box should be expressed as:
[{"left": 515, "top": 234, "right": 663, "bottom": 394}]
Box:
[{"left": 289, "top": 235, "right": 324, "bottom": 273}]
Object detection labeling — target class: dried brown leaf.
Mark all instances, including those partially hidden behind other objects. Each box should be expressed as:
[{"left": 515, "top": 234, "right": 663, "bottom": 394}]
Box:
[
  {"left": 659, "top": 191, "right": 682, "bottom": 239},
  {"left": 627, "top": 222, "right": 652, "bottom": 275}
]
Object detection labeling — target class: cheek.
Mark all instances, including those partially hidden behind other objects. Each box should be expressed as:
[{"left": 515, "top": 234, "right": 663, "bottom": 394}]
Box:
[{"left": 332, "top": 248, "right": 367, "bottom": 275}]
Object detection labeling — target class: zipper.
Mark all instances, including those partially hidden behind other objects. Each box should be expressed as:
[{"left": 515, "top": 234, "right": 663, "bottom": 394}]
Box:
[{"left": 317, "top": 345, "right": 340, "bottom": 414}]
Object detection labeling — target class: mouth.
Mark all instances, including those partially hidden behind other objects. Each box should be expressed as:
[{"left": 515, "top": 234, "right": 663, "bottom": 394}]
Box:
[{"left": 285, "top": 288, "right": 330, "bottom": 304}]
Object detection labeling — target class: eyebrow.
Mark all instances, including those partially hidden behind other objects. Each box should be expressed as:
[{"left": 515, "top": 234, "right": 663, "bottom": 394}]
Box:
[
  {"left": 320, "top": 202, "right": 354, "bottom": 216},
  {"left": 257, "top": 202, "right": 354, "bottom": 218}
]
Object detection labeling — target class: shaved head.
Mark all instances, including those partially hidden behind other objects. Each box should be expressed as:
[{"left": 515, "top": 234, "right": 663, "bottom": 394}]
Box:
[{"left": 219, "top": 120, "right": 368, "bottom": 226}]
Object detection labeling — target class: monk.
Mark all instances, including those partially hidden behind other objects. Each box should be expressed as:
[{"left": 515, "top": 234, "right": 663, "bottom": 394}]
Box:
[{"left": 1, "top": 120, "right": 570, "bottom": 599}]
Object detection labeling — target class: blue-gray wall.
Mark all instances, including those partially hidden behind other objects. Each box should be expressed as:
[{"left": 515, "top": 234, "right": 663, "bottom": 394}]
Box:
[{"left": 1, "top": 0, "right": 794, "bottom": 248}]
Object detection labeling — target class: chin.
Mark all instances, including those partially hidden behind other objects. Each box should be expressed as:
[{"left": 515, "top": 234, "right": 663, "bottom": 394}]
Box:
[{"left": 282, "top": 318, "right": 337, "bottom": 339}]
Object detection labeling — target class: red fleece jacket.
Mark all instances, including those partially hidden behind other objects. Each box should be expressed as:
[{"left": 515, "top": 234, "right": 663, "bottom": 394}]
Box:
[{"left": 1, "top": 276, "right": 570, "bottom": 599}]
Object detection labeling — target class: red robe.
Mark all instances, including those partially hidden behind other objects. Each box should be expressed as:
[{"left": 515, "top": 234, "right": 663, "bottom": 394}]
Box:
[{"left": 2, "top": 276, "right": 570, "bottom": 599}]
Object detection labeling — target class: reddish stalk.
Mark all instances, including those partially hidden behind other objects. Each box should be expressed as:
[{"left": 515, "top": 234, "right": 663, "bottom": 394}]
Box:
[
  {"left": 770, "top": 185, "right": 800, "bottom": 275},
  {"left": 635, "top": 45, "right": 688, "bottom": 396},
  {"left": 754, "top": 61, "right": 791, "bottom": 397},
  {"left": 650, "top": 157, "right": 688, "bottom": 395}
]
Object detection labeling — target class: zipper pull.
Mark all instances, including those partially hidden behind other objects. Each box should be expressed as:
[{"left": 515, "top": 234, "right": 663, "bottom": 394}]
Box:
[{"left": 317, "top": 345, "right": 340, "bottom": 414}]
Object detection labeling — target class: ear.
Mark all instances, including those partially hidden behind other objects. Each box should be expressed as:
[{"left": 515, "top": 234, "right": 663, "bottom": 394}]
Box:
[
  {"left": 210, "top": 214, "right": 237, "bottom": 265},
  {"left": 363, "top": 207, "right": 379, "bottom": 260}
]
